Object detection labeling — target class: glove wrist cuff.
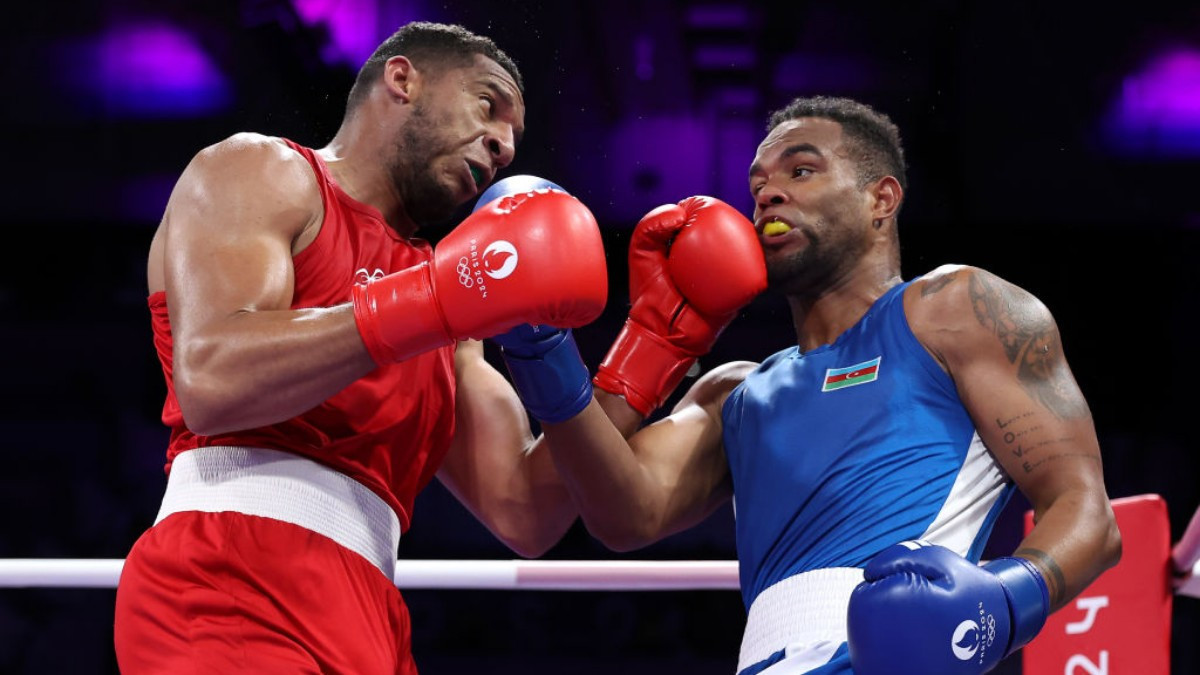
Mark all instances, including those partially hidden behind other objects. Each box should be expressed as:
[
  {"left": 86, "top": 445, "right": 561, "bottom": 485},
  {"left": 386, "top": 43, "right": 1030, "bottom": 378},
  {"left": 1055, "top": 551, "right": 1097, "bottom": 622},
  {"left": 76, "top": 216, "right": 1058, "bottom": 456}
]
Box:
[
  {"left": 593, "top": 320, "right": 695, "bottom": 417},
  {"left": 500, "top": 330, "right": 593, "bottom": 424},
  {"left": 352, "top": 263, "right": 452, "bottom": 365},
  {"left": 984, "top": 556, "right": 1051, "bottom": 656}
]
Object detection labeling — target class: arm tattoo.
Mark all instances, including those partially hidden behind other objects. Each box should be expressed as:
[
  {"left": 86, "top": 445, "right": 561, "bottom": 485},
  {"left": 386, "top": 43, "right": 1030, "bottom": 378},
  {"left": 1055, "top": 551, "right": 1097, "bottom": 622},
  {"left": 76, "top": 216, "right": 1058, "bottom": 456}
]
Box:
[
  {"left": 1014, "top": 547, "right": 1067, "bottom": 607},
  {"left": 993, "top": 411, "right": 1096, "bottom": 473},
  {"left": 921, "top": 270, "right": 959, "bottom": 297},
  {"left": 968, "top": 271, "right": 1090, "bottom": 420}
]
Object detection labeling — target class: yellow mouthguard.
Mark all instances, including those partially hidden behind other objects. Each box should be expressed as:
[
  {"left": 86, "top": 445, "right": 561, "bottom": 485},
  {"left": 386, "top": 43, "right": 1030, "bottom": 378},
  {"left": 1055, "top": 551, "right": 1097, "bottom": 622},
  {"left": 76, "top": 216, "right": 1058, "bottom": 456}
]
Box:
[{"left": 763, "top": 220, "right": 792, "bottom": 236}]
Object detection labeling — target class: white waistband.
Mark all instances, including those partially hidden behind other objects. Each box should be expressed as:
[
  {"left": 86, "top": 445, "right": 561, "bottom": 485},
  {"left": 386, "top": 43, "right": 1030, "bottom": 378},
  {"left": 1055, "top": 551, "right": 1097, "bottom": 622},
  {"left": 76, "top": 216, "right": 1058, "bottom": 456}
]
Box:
[
  {"left": 738, "top": 568, "right": 864, "bottom": 673},
  {"left": 156, "top": 446, "right": 400, "bottom": 580}
]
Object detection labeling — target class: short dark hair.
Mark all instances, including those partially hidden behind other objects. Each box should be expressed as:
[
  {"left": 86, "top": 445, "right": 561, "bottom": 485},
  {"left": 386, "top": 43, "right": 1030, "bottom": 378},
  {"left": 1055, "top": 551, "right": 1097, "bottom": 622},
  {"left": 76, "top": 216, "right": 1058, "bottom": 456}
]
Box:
[
  {"left": 346, "top": 22, "right": 523, "bottom": 112},
  {"left": 767, "top": 96, "right": 907, "bottom": 193}
]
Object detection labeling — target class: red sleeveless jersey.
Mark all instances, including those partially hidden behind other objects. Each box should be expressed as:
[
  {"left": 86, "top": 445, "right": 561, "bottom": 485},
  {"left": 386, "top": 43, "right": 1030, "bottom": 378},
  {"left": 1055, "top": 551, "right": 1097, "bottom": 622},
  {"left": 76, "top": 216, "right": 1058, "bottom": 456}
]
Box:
[{"left": 148, "top": 138, "right": 457, "bottom": 530}]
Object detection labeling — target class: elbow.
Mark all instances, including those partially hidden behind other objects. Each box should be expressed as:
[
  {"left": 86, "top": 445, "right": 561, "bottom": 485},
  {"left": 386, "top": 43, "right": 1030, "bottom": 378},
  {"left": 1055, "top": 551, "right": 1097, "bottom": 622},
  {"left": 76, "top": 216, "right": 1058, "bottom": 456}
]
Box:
[
  {"left": 1088, "top": 495, "right": 1122, "bottom": 572},
  {"left": 586, "top": 519, "right": 657, "bottom": 553},
  {"left": 173, "top": 367, "right": 239, "bottom": 436},
  {"left": 489, "top": 511, "right": 570, "bottom": 560},
  {"left": 596, "top": 534, "right": 649, "bottom": 554},
  {"left": 1102, "top": 511, "right": 1123, "bottom": 571},
  {"left": 505, "top": 532, "right": 558, "bottom": 560},
  {"left": 580, "top": 499, "right": 667, "bottom": 552}
]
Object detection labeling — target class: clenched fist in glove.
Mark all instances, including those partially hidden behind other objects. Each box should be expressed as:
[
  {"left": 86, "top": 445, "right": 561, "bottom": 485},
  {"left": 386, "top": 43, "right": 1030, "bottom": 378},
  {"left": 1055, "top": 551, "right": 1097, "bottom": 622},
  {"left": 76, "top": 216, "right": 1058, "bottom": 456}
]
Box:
[
  {"left": 594, "top": 196, "right": 766, "bottom": 416},
  {"left": 848, "top": 540, "right": 1050, "bottom": 674},
  {"left": 352, "top": 183, "right": 607, "bottom": 366}
]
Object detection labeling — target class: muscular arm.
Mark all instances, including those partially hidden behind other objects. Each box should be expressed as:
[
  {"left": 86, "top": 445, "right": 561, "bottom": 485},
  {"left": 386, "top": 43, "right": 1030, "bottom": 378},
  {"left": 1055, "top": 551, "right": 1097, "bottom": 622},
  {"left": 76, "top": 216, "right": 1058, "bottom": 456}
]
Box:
[
  {"left": 911, "top": 265, "right": 1122, "bottom": 611},
  {"left": 541, "top": 362, "right": 754, "bottom": 551},
  {"left": 155, "top": 134, "right": 375, "bottom": 435},
  {"left": 436, "top": 340, "right": 578, "bottom": 558}
]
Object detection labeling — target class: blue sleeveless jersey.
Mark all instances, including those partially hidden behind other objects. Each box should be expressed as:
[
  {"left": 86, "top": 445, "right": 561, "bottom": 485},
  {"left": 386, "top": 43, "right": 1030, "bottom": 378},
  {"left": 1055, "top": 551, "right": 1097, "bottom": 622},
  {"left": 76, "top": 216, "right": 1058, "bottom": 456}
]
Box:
[{"left": 722, "top": 280, "right": 1014, "bottom": 609}]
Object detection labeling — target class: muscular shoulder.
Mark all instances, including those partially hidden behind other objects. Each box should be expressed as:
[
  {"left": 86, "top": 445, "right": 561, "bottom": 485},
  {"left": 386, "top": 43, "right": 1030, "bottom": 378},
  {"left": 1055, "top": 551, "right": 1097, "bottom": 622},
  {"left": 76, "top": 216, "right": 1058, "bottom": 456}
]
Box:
[
  {"left": 904, "top": 264, "right": 1056, "bottom": 370},
  {"left": 178, "top": 133, "right": 317, "bottom": 206},
  {"left": 168, "top": 133, "right": 322, "bottom": 235},
  {"left": 194, "top": 133, "right": 315, "bottom": 188},
  {"left": 674, "top": 360, "right": 758, "bottom": 416}
]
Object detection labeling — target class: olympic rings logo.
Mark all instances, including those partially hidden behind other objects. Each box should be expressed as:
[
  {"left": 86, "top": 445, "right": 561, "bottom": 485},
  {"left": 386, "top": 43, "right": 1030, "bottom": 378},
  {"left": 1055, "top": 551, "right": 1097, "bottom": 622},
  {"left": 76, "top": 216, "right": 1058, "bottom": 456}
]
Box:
[
  {"left": 456, "top": 239, "right": 517, "bottom": 298},
  {"left": 457, "top": 257, "right": 474, "bottom": 288}
]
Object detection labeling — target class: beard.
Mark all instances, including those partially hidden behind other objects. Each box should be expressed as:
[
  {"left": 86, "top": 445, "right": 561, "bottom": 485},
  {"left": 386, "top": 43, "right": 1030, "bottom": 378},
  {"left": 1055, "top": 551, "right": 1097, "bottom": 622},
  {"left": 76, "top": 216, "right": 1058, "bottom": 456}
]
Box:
[
  {"left": 766, "top": 246, "right": 822, "bottom": 295},
  {"left": 765, "top": 222, "right": 865, "bottom": 296},
  {"left": 388, "top": 101, "right": 462, "bottom": 227}
]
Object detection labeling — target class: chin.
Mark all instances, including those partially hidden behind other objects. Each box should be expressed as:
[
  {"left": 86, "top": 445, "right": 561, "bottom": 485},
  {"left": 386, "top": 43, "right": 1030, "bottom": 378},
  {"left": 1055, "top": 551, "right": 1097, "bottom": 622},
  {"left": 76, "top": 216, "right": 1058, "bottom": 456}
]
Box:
[{"left": 401, "top": 175, "right": 461, "bottom": 226}]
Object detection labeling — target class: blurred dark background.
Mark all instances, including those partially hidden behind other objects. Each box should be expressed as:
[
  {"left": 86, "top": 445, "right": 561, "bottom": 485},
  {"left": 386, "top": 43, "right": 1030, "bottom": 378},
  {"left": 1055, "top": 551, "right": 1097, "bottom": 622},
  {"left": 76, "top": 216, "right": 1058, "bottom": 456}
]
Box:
[{"left": 1, "top": 0, "right": 1198, "bottom": 673}]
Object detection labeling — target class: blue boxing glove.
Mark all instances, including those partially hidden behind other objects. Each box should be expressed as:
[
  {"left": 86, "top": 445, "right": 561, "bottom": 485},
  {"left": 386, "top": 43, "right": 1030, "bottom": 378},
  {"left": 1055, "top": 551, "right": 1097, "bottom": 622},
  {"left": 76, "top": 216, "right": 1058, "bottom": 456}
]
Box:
[
  {"left": 491, "top": 323, "right": 593, "bottom": 423},
  {"left": 847, "top": 540, "right": 1050, "bottom": 674},
  {"left": 478, "top": 176, "right": 594, "bottom": 424}
]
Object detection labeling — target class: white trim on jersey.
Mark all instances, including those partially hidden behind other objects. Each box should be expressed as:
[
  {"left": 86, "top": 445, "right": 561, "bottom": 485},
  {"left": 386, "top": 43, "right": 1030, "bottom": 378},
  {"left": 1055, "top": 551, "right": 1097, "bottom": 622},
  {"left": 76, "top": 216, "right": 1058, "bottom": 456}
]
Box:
[{"left": 918, "top": 432, "right": 1009, "bottom": 556}]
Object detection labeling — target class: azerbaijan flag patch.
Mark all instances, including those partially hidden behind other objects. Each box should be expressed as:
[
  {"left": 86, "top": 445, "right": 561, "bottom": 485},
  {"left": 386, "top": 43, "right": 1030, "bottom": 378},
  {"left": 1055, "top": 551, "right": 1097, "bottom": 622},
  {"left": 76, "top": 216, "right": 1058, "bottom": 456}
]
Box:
[{"left": 821, "top": 356, "right": 882, "bottom": 392}]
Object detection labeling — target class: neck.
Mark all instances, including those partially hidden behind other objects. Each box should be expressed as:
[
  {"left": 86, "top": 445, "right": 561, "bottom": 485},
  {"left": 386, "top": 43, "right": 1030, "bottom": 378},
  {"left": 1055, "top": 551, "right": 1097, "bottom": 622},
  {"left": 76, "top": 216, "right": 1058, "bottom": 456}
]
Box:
[
  {"left": 321, "top": 113, "right": 418, "bottom": 238},
  {"left": 786, "top": 262, "right": 902, "bottom": 352}
]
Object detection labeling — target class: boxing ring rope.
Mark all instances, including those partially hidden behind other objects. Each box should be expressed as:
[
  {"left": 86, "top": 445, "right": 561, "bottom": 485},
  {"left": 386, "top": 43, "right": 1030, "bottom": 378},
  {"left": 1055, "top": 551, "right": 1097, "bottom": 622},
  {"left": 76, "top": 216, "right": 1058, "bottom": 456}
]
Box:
[
  {"left": 0, "top": 502, "right": 1195, "bottom": 594},
  {"left": 0, "top": 557, "right": 1198, "bottom": 595},
  {"left": 1174, "top": 502, "right": 1200, "bottom": 593},
  {"left": 0, "top": 559, "right": 740, "bottom": 591}
]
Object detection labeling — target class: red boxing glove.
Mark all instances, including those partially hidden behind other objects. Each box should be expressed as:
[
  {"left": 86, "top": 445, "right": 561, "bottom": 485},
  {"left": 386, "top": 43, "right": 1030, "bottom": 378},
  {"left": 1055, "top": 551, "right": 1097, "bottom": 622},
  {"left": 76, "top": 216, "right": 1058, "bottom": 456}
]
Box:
[
  {"left": 352, "top": 189, "right": 607, "bottom": 365},
  {"left": 594, "top": 196, "right": 765, "bottom": 416}
]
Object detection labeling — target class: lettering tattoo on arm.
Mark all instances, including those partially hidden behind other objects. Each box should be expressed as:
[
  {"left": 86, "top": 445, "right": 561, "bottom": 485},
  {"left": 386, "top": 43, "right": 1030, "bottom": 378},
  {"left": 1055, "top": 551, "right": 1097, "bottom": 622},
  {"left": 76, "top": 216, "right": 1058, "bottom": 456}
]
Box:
[
  {"left": 968, "top": 271, "right": 1090, "bottom": 421},
  {"left": 1014, "top": 547, "right": 1067, "bottom": 607},
  {"left": 993, "top": 411, "right": 1097, "bottom": 474}
]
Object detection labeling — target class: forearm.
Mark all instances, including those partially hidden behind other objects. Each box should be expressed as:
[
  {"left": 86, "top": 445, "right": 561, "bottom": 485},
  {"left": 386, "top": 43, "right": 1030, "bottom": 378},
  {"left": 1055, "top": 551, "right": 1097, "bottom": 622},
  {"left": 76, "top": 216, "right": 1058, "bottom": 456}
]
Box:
[
  {"left": 594, "top": 388, "right": 646, "bottom": 439},
  {"left": 173, "top": 305, "right": 375, "bottom": 435},
  {"left": 543, "top": 399, "right": 670, "bottom": 550},
  {"left": 1015, "top": 488, "right": 1122, "bottom": 612},
  {"left": 440, "top": 343, "right": 577, "bottom": 557}
]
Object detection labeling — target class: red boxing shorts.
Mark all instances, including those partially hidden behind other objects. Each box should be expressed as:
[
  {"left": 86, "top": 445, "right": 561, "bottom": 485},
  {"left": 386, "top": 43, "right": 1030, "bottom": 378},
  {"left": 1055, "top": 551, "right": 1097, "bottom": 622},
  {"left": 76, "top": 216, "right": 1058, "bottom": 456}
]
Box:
[{"left": 114, "top": 446, "right": 415, "bottom": 674}]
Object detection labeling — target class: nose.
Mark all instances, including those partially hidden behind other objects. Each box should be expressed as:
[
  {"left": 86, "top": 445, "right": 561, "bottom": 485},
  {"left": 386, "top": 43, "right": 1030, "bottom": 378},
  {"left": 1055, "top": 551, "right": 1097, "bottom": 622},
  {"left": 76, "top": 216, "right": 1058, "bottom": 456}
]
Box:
[
  {"left": 484, "top": 126, "right": 516, "bottom": 169},
  {"left": 755, "top": 181, "right": 788, "bottom": 210}
]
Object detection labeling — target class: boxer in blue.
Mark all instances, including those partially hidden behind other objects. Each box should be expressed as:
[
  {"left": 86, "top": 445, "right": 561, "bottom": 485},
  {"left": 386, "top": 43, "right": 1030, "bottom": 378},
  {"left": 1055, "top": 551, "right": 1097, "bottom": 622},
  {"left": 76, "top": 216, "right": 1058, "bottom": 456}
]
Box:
[{"left": 501, "top": 96, "right": 1122, "bottom": 674}]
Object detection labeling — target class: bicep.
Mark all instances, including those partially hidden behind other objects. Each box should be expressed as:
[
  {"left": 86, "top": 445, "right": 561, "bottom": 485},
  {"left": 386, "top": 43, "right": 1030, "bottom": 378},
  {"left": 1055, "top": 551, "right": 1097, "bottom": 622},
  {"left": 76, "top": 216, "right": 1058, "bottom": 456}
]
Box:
[
  {"left": 163, "top": 139, "right": 317, "bottom": 340},
  {"left": 629, "top": 405, "right": 731, "bottom": 530},
  {"left": 623, "top": 364, "right": 751, "bottom": 534},
  {"left": 941, "top": 271, "right": 1104, "bottom": 510},
  {"left": 437, "top": 341, "right": 537, "bottom": 503}
]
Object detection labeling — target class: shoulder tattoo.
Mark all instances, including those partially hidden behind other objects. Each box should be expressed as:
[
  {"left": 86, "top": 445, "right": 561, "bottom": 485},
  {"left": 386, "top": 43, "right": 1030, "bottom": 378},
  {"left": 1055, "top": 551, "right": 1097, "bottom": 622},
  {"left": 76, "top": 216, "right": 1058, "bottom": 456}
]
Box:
[
  {"left": 968, "top": 271, "right": 1090, "bottom": 420},
  {"left": 920, "top": 269, "right": 959, "bottom": 297}
]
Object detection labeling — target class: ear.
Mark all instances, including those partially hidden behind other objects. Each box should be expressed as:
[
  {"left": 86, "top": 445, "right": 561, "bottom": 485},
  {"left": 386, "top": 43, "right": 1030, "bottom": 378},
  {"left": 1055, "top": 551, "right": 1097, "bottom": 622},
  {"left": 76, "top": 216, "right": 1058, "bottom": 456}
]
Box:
[
  {"left": 869, "top": 175, "right": 903, "bottom": 225},
  {"left": 381, "top": 55, "right": 418, "bottom": 103}
]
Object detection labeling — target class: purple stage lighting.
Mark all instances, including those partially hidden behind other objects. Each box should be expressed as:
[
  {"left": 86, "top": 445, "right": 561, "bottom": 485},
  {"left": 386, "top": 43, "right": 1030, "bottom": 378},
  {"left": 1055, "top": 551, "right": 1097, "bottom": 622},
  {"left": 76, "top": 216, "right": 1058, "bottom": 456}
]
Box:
[
  {"left": 1106, "top": 47, "right": 1200, "bottom": 156},
  {"left": 290, "top": 0, "right": 427, "bottom": 67},
  {"left": 73, "top": 21, "right": 231, "bottom": 118},
  {"left": 293, "top": 0, "right": 378, "bottom": 66}
]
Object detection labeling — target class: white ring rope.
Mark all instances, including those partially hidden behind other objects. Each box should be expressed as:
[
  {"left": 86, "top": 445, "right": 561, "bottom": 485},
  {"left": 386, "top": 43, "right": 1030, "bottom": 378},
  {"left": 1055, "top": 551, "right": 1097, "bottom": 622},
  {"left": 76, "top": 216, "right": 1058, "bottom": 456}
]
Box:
[
  {"left": 0, "top": 558, "right": 1197, "bottom": 597},
  {"left": 1173, "top": 504, "right": 1200, "bottom": 595},
  {"left": 0, "top": 559, "right": 740, "bottom": 591},
  {"left": 1173, "top": 504, "right": 1200, "bottom": 576}
]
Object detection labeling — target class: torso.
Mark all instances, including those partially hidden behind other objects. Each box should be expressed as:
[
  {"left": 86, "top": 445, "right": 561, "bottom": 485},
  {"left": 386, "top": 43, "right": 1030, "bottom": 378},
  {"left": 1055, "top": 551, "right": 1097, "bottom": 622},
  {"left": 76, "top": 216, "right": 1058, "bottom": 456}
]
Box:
[
  {"left": 721, "top": 278, "right": 1014, "bottom": 609},
  {"left": 147, "top": 137, "right": 456, "bottom": 530}
]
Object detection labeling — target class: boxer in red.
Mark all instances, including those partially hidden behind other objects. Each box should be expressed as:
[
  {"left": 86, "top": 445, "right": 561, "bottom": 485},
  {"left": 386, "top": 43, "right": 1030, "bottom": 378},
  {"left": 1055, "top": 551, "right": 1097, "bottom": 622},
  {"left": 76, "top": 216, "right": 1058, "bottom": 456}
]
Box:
[{"left": 114, "top": 22, "right": 607, "bottom": 673}]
